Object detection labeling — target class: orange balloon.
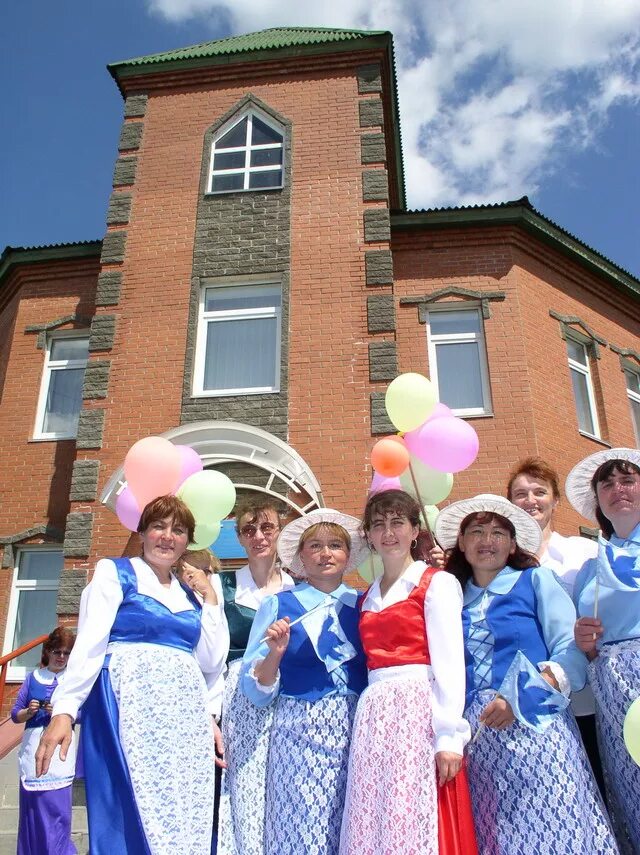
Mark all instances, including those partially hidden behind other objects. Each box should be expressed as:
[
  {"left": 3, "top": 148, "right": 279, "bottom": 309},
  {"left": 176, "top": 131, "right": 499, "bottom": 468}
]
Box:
[{"left": 371, "top": 436, "right": 410, "bottom": 477}]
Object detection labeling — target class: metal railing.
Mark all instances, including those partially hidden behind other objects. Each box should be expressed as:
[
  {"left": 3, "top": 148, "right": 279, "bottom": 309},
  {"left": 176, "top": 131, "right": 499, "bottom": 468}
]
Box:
[{"left": 0, "top": 635, "right": 48, "bottom": 711}]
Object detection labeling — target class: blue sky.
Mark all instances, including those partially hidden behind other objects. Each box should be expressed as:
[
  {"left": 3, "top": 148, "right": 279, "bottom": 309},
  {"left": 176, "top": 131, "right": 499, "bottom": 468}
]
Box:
[{"left": 2, "top": 0, "right": 639, "bottom": 275}]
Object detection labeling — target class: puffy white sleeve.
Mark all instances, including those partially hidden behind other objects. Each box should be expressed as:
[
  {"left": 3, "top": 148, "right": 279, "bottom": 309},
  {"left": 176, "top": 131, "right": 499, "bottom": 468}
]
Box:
[
  {"left": 194, "top": 574, "right": 229, "bottom": 709},
  {"left": 51, "top": 559, "right": 123, "bottom": 721},
  {"left": 425, "top": 571, "right": 471, "bottom": 755}
]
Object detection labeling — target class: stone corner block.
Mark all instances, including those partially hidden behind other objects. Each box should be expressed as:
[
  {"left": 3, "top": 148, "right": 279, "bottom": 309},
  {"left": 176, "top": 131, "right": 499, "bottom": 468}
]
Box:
[
  {"left": 365, "top": 250, "right": 393, "bottom": 286},
  {"left": 63, "top": 512, "right": 93, "bottom": 558},
  {"left": 124, "top": 94, "right": 148, "bottom": 118},
  {"left": 364, "top": 209, "right": 391, "bottom": 243},
  {"left": 69, "top": 460, "right": 100, "bottom": 501},
  {"left": 118, "top": 122, "right": 143, "bottom": 152},
  {"left": 113, "top": 157, "right": 138, "bottom": 187},
  {"left": 359, "top": 98, "right": 384, "bottom": 128},
  {"left": 96, "top": 271, "right": 122, "bottom": 306},
  {"left": 106, "top": 192, "right": 132, "bottom": 226},
  {"left": 362, "top": 169, "right": 389, "bottom": 202},
  {"left": 368, "top": 341, "right": 398, "bottom": 382},
  {"left": 370, "top": 392, "right": 395, "bottom": 435},
  {"left": 361, "top": 133, "right": 386, "bottom": 165},
  {"left": 100, "top": 231, "right": 127, "bottom": 265},
  {"left": 89, "top": 315, "right": 116, "bottom": 352},
  {"left": 367, "top": 295, "right": 395, "bottom": 332},
  {"left": 357, "top": 64, "right": 382, "bottom": 94},
  {"left": 82, "top": 360, "right": 110, "bottom": 400},
  {"left": 76, "top": 409, "right": 105, "bottom": 449}
]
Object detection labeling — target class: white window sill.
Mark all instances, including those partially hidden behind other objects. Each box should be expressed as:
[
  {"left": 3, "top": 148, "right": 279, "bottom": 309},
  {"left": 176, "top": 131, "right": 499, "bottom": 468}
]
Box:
[
  {"left": 578, "top": 431, "right": 611, "bottom": 448},
  {"left": 29, "top": 435, "right": 77, "bottom": 443},
  {"left": 451, "top": 410, "right": 494, "bottom": 419},
  {"left": 191, "top": 387, "right": 280, "bottom": 398}
]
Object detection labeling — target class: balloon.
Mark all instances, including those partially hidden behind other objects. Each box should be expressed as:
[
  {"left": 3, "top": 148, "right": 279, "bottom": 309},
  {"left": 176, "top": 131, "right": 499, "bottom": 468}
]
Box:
[
  {"left": 189, "top": 521, "right": 222, "bottom": 551},
  {"left": 385, "top": 373, "right": 438, "bottom": 432},
  {"left": 423, "top": 504, "right": 440, "bottom": 530},
  {"left": 371, "top": 436, "right": 410, "bottom": 478},
  {"left": 427, "top": 402, "right": 452, "bottom": 422},
  {"left": 357, "top": 551, "right": 384, "bottom": 584},
  {"left": 414, "top": 416, "right": 479, "bottom": 473},
  {"left": 124, "top": 436, "right": 182, "bottom": 510},
  {"left": 623, "top": 697, "right": 640, "bottom": 766},
  {"left": 399, "top": 455, "right": 454, "bottom": 505},
  {"left": 115, "top": 487, "right": 142, "bottom": 531},
  {"left": 177, "top": 470, "right": 236, "bottom": 521},
  {"left": 369, "top": 472, "right": 402, "bottom": 494},
  {"left": 176, "top": 445, "right": 203, "bottom": 486}
]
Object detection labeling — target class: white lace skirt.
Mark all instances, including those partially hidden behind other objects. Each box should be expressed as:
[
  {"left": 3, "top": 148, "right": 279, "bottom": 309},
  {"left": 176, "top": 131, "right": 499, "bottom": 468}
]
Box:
[
  {"left": 340, "top": 669, "right": 438, "bottom": 855},
  {"left": 108, "top": 643, "right": 215, "bottom": 855},
  {"left": 217, "top": 658, "right": 274, "bottom": 855}
]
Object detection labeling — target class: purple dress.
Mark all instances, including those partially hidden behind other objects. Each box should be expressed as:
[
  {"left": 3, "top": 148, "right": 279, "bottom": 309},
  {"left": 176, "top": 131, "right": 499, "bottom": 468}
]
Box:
[{"left": 11, "top": 669, "right": 77, "bottom": 855}]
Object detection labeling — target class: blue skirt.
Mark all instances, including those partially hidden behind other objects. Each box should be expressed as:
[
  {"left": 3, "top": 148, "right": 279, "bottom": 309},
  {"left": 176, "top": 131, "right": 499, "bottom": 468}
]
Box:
[
  {"left": 17, "top": 783, "right": 76, "bottom": 855},
  {"left": 465, "top": 690, "right": 617, "bottom": 855},
  {"left": 590, "top": 639, "right": 640, "bottom": 855}
]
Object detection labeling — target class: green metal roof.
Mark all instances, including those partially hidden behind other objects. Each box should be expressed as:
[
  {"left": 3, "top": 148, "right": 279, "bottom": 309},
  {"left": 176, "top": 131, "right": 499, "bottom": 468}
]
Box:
[
  {"left": 391, "top": 197, "right": 640, "bottom": 301},
  {"left": 108, "top": 27, "right": 388, "bottom": 71},
  {"left": 0, "top": 240, "right": 102, "bottom": 286}
]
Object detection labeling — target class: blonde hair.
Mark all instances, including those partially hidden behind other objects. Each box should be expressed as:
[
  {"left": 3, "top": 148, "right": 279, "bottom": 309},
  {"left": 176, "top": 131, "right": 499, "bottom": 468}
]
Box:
[
  {"left": 176, "top": 548, "right": 221, "bottom": 575},
  {"left": 297, "top": 522, "right": 351, "bottom": 553}
]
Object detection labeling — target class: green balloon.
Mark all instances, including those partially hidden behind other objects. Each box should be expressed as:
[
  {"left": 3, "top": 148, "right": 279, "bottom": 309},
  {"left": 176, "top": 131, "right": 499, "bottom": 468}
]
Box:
[
  {"left": 357, "top": 551, "right": 384, "bottom": 584},
  {"left": 385, "top": 373, "right": 437, "bottom": 432},
  {"left": 177, "top": 470, "right": 236, "bottom": 521},
  {"left": 399, "top": 455, "right": 453, "bottom": 505},
  {"left": 623, "top": 697, "right": 640, "bottom": 766},
  {"left": 424, "top": 504, "right": 440, "bottom": 530}
]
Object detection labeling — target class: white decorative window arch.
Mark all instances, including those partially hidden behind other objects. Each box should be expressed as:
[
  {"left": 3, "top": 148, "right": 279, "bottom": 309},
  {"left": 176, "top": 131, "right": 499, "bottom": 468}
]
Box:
[{"left": 208, "top": 110, "right": 284, "bottom": 194}]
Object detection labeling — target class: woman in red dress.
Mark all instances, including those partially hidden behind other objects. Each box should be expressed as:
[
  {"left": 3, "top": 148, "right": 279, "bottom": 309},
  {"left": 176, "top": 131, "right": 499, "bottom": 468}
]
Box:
[{"left": 340, "top": 490, "right": 477, "bottom": 855}]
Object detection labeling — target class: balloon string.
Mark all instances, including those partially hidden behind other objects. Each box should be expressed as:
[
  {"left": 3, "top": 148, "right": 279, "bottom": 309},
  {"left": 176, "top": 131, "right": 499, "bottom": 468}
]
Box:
[{"left": 407, "top": 460, "right": 436, "bottom": 550}]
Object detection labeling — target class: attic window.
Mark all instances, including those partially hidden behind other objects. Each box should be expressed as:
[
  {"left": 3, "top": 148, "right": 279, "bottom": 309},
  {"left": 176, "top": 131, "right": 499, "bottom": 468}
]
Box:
[{"left": 208, "top": 112, "right": 284, "bottom": 194}]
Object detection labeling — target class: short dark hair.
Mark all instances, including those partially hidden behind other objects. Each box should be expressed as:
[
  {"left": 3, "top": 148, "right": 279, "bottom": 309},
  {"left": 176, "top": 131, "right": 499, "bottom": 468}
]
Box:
[
  {"left": 591, "top": 459, "right": 640, "bottom": 538},
  {"left": 507, "top": 456, "right": 561, "bottom": 501},
  {"left": 234, "top": 495, "right": 284, "bottom": 533},
  {"left": 137, "top": 495, "right": 196, "bottom": 544},
  {"left": 445, "top": 511, "right": 539, "bottom": 588},
  {"left": 362, "top": 489, "right": 421, "bottom": 532},
  {"left": 41, "top": 626, "right": 76, "bottom": 667}
]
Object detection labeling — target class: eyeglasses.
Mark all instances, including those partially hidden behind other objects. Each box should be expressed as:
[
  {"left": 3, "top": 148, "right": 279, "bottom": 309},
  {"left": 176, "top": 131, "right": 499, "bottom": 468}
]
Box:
[
  {"left": 51, "top": 649, "right": 71, "bottom": 657},
  {"left": 238, "top": 522, "right": 279, "bottom": 538}
]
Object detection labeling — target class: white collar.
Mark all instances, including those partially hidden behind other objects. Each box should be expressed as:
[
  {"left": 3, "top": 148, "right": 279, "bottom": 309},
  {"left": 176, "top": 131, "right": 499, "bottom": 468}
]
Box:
[
  {"left": 32, "top": 667, "right": 63, "bottom": 685},
  {"left": 235, "top": 564, "right": 295, "bottom": 609},
  {"left": 362, "top": 560, "right": 426, "bottom": 610}
]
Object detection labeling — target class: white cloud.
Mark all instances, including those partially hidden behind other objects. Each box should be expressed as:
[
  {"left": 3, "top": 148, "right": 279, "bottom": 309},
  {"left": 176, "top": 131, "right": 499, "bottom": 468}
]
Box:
[{"left": 148, "top": 0, "right": 640, "bottom": 209}]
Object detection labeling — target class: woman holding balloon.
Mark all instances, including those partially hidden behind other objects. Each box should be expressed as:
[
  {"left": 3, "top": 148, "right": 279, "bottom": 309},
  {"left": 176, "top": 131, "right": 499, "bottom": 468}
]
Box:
[
  {"left": 567, "top": 448, "right": 640, "bottom": 854},
  {"left": 36, "top": 439, "right": 232, "bottom": 855}
]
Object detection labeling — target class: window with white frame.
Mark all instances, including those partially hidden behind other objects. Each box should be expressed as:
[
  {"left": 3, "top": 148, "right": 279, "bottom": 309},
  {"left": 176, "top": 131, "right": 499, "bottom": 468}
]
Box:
[
  {"left": 4, "top": 547, "right": 63, "bottom": 680},
  {"left": 193, "top": 282, "right": 282, "bottom": 396},
  {"left": 624, "top": 365, "right": 640, "bottom": 444},
  {"left": 208, "top": 111, "right": 284, "bottom": 194},
  {"left": 566, "top": 336, "right": 600, "bottom": 437},
  {"left": 426, "top": 307, "right": 492, "bottom": 415},
  {"left": 34, "top": 333, "right": 89, "bottom": 440}
]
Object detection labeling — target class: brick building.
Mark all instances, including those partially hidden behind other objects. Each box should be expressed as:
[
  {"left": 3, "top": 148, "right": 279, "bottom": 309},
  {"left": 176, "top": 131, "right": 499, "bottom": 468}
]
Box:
[{"left": 1, "top": 27, "right": 639, "bottom": 685}]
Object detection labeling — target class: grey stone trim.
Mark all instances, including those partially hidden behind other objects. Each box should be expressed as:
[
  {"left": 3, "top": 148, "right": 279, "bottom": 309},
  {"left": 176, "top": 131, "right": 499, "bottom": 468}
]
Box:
[
  {"left": 362, "top": 170, "right": 389, "bottom": 202},
  {"left": 76, "top": 409, "right": 105, "bottom": 449},
  {"left": 0, "top": 526, "right": 64, "bottom": 568},
  {"left": 63, "top": 512, "right": 93, "bottom": 558},
  {"left": 70, "top": 460, "right": 100, "bottom": 501},
  {"left": 361, "top": 133, "right": 386, "bottom": 164},
  {"left": 106, "top": 192, "right": 132, "bottom": 226},
  {"left": 367, "top": 295, "right": 395, "bottom": 332},
  {"left": 369, "top": 341, "right": 398, "bottom": 381},
  {"left": 89, "top": 315, "right": 116, "bottom": 352},
  {"left": 113, "top": 157, "right": 138, "bottom": 187},
  {"left": 57, "top": 568, "right": 88, "bottom": 615},
  {"left": 100, "top": 231, "right": 127, "bottom": 264},
  {"left": 357, "top": 64, "right": 382, "bottom": 94},
  {"left": 124, "top": 94, "right": 148, "bottom": 118},
  {"left": 96, "top": 272, "right": 122, "bottom": 306},
  {"left": 365, "top": 250, "right": 393, "bottom": 286},
  {"left": 364, "top": 209, "right": 391, "bottom": 243},
  {"left": 26, "top": 314, "right": 92, "bottom": 348},
  {"left": 549, "top": 310, "right": 607, "bottom": 358},
  {"left": 610, "top": 344, "right": 640, "bottom": 369},
  {"left": 82, "top": 360, "right": 110, "bottom": 399},
  {"left": 370, "top": 392, "right": 395, "bottom": 435},
  {"left": 118, "top": 122, "right": 143, "bottom": 152},
  {"left": 359, "top": 98, "right": 384, "bottom": 128},
  {"left": 400, "top": 288, "right": 506, "bottom": 321}
]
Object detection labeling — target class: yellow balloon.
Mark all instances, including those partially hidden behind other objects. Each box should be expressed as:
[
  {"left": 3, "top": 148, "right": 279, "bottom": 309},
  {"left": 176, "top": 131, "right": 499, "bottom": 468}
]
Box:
[
  {"left": 357, "top": 552, "right": 384, "bottom": 584},
  {"left": 623, "top": 697, "right": 640, "bottom": 766},
  {"left": 385, "top": 373, "right": 437, "bottom": 432}
]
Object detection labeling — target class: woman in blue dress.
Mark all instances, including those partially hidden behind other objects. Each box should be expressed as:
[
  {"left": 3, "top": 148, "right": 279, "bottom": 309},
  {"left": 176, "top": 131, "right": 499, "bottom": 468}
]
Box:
[
  {"left": 566, "top": 447, "right": 640, "bottom": 855},
  {"left": 241, "top": 508, "right": 368, "bottom": 855},
  {"left": 36, "top": 494, "right": 230, "bottom": 855},
  {"left": 436, "top": 494, "right": 617, "bottom": 855}
]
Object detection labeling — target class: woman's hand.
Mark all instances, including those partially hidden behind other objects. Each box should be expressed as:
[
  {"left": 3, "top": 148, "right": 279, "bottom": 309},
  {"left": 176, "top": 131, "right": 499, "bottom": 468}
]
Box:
[
  {"left": 15, "top": 699, "right": 41, "bottom": 724},
  {"left": 181, "top": 568, "right": 218, "bottom": 606},
  {"left": 575, "top": 617, "right": 602, "bottom": 659},
  {"left": 212, "top": 718, "right": 227, "bottom": 769},
  {"left": 427, "top": 545, "right": 446, "bottom": 569},
  {"left": 435, "top": 751, "right": 462, "bottom": 785},
  {"left": 480, "top": 696, "right": 515, "bottom": 730},
  {"left": 539, "top": 666, "right": 560, "bottom": 691},
  {"left": 35, "top": 714, "right": 74, "bottom": 776},
  {"left": 264, "top": 618, "right": 291, "bottom": 656}
]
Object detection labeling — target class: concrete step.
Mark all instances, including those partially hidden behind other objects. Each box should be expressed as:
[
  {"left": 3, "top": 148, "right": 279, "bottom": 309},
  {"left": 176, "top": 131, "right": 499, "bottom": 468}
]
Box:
[{"left": 0, "top": 829, "right": 89, "bottom": 855}]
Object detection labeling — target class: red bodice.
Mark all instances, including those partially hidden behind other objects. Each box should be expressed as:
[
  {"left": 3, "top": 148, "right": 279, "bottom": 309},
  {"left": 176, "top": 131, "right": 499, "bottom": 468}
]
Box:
[{"left": 359, "top": 566, "right": 440, "bottom": 671}]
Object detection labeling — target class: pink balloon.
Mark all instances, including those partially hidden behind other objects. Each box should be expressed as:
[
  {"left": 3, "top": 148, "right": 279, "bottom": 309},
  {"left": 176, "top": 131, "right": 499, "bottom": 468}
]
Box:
[
  {"left": 176, "top": 445, "right": 203, "bottom": 487},
  {"left": 124, "top": 436, "right": 182, "bottom": 510},
  {"left": 427, "top": 402, "right": 452, "bottom": 421},
  {"left": 369, "top": 472, "right": 402, "bottom": 494},
  {"left": 416, "top": 417, "right": 479, "bottom": 473},
  {"left": 115, "top": 487, "right": 142, "bottom": 531}
]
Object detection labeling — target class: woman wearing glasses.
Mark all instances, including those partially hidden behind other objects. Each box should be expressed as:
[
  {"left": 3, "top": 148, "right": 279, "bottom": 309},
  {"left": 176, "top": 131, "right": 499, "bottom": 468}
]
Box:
[
  {"left": 218, "top": 496, "right": 295, "bottom": 855},
  {"left": 11, "top": 626, "right": 77, "bottom": 855}
]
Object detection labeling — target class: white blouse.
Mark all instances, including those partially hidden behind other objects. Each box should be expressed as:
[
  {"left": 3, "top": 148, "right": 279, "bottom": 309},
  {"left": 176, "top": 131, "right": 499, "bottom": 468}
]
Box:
[
  {"left": 52, "top": 557, "right": 229, "bottom": 721},
  {"left": 361, "top": 562, "right": 470, "bottom": 755},
  {"left": 233, "top": 564, "right": 296, "bottom": 610}
]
